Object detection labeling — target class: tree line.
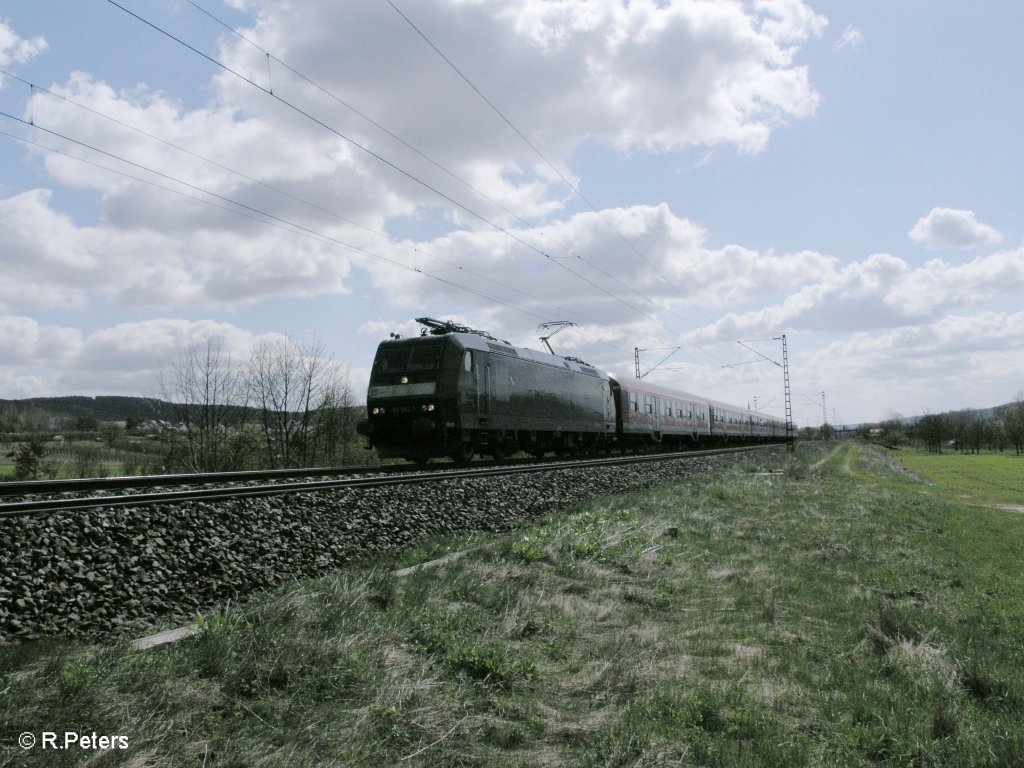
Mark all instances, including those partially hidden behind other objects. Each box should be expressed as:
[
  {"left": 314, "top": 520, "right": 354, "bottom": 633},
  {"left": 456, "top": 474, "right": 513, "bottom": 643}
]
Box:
[
  {"left": 2, "top": 337, "right": 368, "bottom": 480},
  {"left": 869, "top": 394, "right": 1024, "bottom": 455},
  {"left": 165, "top": 336, "right": 366, "bottom": 472}
]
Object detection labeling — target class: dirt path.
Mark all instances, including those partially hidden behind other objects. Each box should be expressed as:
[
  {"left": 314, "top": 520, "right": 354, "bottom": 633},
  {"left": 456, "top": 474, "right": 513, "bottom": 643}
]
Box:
[{"left": 810, "top": 443, "right": 850, "bottom": 474}]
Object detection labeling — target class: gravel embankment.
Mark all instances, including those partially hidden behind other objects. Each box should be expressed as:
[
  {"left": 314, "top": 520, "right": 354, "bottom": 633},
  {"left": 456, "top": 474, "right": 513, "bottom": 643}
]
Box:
[{"left": 0, "top": 451, "right": 776, "bottom": 643}]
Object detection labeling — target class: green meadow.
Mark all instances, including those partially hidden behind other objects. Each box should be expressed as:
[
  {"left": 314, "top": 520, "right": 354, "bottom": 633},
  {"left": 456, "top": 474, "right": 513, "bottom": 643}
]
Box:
[{"left": 888, "top": 448, "right": 1023, "bottom": 509}]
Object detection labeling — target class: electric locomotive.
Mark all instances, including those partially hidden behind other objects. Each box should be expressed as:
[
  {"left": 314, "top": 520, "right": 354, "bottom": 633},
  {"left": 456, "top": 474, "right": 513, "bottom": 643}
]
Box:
[{"left": 358, "top": 318, "right": 615, "bottom": 462}]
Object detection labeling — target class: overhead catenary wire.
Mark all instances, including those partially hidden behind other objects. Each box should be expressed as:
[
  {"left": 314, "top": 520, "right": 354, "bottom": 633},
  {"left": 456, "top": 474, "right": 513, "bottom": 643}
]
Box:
[
  {"left": 176, "top": 0, "right": 727, "bottom": 365},
  {"left": 27, "top": 1, "right": 736, "bottom": 376},
  {"left": 184, "top": 0, "right": 712, "bottom": 348},
  {"left": 0, "top": 117, "right": 569, "bottom": 330},
  {"left": 383, "top": 0, "right": 722, "bottom": 330},
  {"left": 189, "top": 0, "right": 667, "bottom": 323},
  {"left": 0, "top": 68, "right": 604, "bottom": 329},
  {"left": 102, "top": 0, "right": 662, "bottom": 331}
]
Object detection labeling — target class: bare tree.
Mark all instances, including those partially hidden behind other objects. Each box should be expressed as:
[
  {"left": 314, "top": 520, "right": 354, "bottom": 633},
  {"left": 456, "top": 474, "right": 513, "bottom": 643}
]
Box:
[
  {"left": 162, "top": 334, "right": 359, "bottom": 471},
  {"left": 0, "top": 402, "right": 16, "bottom": 435},
  {"left": 10, "top": 437, "right": 47, "bottom": 480},
  {"left": 308, "top": 366, "right": 360, "bottom": 464},
  {"left": 246, "top": 336, "right": 343, "bottom": 468},
  {"left": 168, "top": 337, "right": 247, "bottom": 472},
  {"left": 985, "top": 418, "right": 1006, "bottom": 452},
  {"left": 962, "top": 411, "right": 986, "bottom": 455}
]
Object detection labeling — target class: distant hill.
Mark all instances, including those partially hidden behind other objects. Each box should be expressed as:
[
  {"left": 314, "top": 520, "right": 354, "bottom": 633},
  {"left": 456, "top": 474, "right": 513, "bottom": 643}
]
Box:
[
  {"left": 0, "top": 396, "right": 178, "bottom": 425},
  {"left": 873, "top": 402, "right": 1017, "bottom": 428},
  {"left": 0, "top": 395, "right": 362, "bottom": 433}
]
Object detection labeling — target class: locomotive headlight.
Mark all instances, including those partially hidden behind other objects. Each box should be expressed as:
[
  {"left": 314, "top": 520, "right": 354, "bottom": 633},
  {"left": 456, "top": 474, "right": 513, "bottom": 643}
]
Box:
[
  {"left": 421, "top": 403, "right": 436, "bottom": 412},
  {"left": 372, "top": 406, "right": 386, "bottom": 415},
  {"left": 401, "top": 376, "right": 409, "bottom": 384}
]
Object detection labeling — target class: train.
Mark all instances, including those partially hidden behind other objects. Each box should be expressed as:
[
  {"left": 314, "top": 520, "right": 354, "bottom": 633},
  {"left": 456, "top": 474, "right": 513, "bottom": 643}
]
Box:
[{"left": 357, "top": 318, "right": 789, "bottom": 462}]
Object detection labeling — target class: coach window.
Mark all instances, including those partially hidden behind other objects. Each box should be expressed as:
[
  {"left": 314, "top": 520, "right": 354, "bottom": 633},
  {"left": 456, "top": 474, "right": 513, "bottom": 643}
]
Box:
[
  {"left": 463, "top": 350, "right": 473, "bottom": 372},
  {"left": 628, "top": 392, "right": 638, "bottom": 413}
]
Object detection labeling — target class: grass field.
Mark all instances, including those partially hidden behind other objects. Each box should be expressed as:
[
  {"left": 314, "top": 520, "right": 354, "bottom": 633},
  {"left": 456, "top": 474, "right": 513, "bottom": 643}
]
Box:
[
  {"left": 0, "top": 438, "right": 168, "bottom": 480},
  {"left": 2, "top": 441, "right": 1023, "bottom": 766},
  {"left": 886, "top": 448, "right": 1023, "bottom": 509}
]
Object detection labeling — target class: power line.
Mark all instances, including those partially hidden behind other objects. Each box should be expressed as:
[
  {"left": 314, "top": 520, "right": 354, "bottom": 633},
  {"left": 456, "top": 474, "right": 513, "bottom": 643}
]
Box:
[
  {"left": 180, "top": 0, "right": 726, "bottom": 363},
  {"left": 102, "top": 0, "right": 662, "bottom": 329},
  {"left": 1, "top": 110, "right": 644, "bottom": 359},
  {"left": 37, "top": 1, "right": 731, "bottom": 375},
  {"left": 1, "top": 68, "right": 600, "bottom": 328},
  {"left": 384, "top": 0, "right": 720, "bottom": 327},
  {"left": 183, "top": 2, "right": 678, "bottom": 332},
  {"left": 0, "top": 115, "right": 565, "bottom": 328}
]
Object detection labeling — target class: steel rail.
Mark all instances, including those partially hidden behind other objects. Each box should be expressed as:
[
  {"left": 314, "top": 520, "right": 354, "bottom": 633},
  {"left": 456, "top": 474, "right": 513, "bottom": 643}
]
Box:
[
  {"left": 0, "top": 445, "right": 777, "bottom": 518},
  {"left": 0, "top": 463, "right": 408, "bottom": 497},
  {"left": 0, "top": 451, "right": 620, "bottom": 497}
]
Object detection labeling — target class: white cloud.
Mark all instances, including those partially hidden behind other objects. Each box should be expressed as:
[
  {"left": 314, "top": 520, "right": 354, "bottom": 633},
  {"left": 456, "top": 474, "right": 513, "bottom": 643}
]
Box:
[
  {"left": 0, "top": 187, "right": 359, "bottom": 312},
  {"left": 217, "top": 0, "right": 826, "bottom": 180},
  {"left": 685, "top": 247, "right": 1024, "bottom": 344},
  {"left": 0, "top": 190, "right": 99, "bottom": 311},
  {"left": 352, "top": 204, "right": 840, "bottom": 342},
  {"left": 3, "top": 0, "right": 828, "bottom": 322},
  {"left": 800, "top": 311, "right": 1024, "bottom": 420},
  {"left": 834, "top": 24, "right": 863, "bottom": 50},
  {"left": 0, "top": 19, "right": 47, "bottom": 71},
  {"left": 756, "top": 0, "right": 829, "bottom": 43},
  {"left": 7, "top": 1, "right": 1019, "bottom": 426},
  {"left": 909, "top": 207, "right": 1003, "bottom": 250},
  {"left": 0, "top": 316, "right": 277, "bottom": 398}
]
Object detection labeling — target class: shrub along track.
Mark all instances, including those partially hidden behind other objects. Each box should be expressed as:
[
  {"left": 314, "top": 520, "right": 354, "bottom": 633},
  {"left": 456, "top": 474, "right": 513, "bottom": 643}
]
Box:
[{"left": 0, "top": 446, "right": 783, "bottom": 643}]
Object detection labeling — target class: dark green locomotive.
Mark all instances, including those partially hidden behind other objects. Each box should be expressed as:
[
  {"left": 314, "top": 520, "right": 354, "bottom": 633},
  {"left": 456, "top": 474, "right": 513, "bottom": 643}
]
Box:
[{"left": 359, "top": 318, "right": 615, "bottom": 462}]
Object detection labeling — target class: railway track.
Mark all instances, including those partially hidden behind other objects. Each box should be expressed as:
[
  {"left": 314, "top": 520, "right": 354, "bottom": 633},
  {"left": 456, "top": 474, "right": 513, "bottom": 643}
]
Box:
[
  {"left": 0, "top": 446, "right": 773, "bottom": 518},
  {"left": 2, "top": 444, "right": 788, "bottom": 642}
]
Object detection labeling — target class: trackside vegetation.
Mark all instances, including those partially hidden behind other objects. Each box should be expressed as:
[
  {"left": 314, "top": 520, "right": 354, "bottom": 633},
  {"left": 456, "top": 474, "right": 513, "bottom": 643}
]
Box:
[{"left": 2, "top": 442, "right": 1023, "bottom": 766}]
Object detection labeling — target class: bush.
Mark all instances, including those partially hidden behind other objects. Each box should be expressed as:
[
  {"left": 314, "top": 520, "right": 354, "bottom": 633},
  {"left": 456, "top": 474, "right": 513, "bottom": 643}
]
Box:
[{"left": 11, "top": 437, "right": 47, "bottom": 480}]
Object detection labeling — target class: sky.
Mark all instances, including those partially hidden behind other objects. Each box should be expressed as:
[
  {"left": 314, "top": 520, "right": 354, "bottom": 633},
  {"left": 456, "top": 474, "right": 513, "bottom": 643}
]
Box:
[{"left": 1, "top": 0, "right": 1021, "bottom": 427}]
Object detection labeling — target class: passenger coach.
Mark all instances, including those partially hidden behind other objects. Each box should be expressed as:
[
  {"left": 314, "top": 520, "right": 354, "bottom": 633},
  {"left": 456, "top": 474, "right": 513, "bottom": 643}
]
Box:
[{"left": 611, "top": 378, "right": 711, "bottom": 448}]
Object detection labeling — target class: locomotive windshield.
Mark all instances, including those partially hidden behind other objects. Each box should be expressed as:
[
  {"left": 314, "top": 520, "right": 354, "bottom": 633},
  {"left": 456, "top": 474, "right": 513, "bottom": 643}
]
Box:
[{"left": 375, "top": 340, "right": 447, "bottom": 374}]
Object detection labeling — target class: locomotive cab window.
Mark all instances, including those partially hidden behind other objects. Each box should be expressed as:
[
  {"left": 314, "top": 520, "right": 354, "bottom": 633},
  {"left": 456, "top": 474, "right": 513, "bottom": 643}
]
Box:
[
  {"left": 377, "top": 348, "right": 410, "bottom": 373},
  {"left": 377, "top": 341, "right": 446, "bottom": 373},
  {"left": 408, "top": 342, "right": 446, "bottom": 371},
  {"left": 463, "top": 350, "right": 473, "bottom": 372}
]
